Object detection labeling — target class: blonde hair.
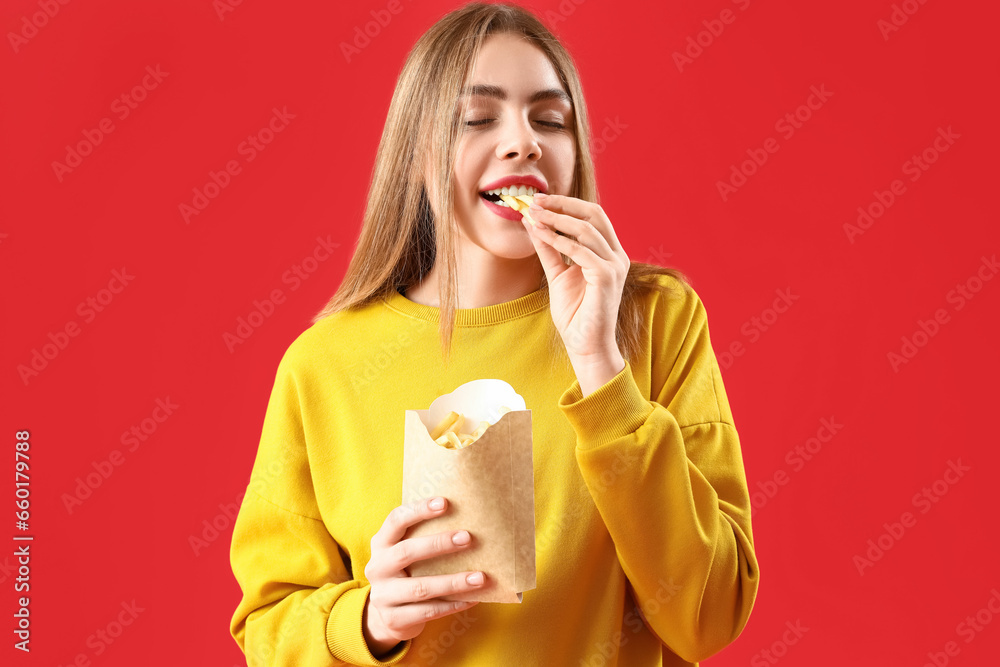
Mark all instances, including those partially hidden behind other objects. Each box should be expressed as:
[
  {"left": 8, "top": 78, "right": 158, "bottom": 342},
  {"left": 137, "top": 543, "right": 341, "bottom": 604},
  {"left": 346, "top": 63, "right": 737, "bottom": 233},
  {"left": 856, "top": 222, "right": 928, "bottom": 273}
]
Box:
[{"left": 313, "top": 2, "right": 691, "bottom": 366}]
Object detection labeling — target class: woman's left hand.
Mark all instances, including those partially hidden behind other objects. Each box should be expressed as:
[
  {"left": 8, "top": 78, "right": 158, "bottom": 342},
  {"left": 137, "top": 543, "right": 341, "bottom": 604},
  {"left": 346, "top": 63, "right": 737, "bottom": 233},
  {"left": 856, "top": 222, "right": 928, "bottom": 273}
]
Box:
[{"left": 521, "top": 193, "right": 630, "bottom": 368}]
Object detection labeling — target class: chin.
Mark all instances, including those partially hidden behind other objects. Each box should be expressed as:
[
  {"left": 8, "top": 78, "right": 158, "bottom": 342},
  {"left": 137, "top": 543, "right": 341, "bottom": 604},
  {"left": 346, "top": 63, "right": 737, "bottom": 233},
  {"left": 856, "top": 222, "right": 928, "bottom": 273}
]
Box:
[
  {"left": 466, "top": 234, "right": 536, "bottom": 260},
  {"left": 481, "top": 245, "right": 535, "bottom": 261}
]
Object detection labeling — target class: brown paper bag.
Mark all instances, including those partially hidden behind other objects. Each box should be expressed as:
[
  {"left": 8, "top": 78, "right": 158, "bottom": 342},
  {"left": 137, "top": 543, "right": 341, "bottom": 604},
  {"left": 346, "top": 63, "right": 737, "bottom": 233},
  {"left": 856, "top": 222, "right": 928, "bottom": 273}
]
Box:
[{"left": 401, "top": 404, "right": 535, "bottom": 603}]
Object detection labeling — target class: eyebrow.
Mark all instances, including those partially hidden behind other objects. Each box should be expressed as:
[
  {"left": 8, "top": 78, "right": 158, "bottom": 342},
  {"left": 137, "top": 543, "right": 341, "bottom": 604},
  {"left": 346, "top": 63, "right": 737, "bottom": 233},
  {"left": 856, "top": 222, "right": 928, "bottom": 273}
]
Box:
[{"left": 461, "top": 84, "right": 571, "bottom": 105}]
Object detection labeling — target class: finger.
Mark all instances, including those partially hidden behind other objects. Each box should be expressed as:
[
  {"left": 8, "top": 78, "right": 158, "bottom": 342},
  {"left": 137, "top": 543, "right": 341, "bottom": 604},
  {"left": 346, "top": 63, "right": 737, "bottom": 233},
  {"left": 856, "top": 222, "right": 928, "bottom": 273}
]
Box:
[
  {"left": 376, "top": 598, "right": 480, "bottom": 636},
  {"left": 383, "top": 570, "right": 487, "bottom": 608},
  {"left": 530, "top": 222, "right": 606, "bottom": 274},
  {"left": 389, "top": 529, "right": 474, "bottom": 573},
  {"left": 373, "top": 497, "right": 448, "bottom": 549},
  {"left": 534, "top": 193, "right": 624, "bottom": 254},
  {"left": 529, "top": 206, "right": 616, "bottom": 262},
  {"left": 522, "top": 218, "right": 571, "bottom": 281}
]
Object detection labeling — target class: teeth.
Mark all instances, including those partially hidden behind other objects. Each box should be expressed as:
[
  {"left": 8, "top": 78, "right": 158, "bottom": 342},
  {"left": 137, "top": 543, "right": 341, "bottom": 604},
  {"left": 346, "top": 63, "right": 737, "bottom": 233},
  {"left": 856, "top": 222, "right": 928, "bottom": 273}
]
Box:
[{"left": 483, "top": 184, "right": 539, "bottom": 197}]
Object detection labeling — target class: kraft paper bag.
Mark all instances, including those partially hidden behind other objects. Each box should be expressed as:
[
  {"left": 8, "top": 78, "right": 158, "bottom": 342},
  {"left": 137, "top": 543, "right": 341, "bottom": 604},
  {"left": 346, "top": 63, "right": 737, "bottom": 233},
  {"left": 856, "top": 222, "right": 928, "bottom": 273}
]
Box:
[{"left": 401, "top": 379, "right": 535, "bottom": 603}]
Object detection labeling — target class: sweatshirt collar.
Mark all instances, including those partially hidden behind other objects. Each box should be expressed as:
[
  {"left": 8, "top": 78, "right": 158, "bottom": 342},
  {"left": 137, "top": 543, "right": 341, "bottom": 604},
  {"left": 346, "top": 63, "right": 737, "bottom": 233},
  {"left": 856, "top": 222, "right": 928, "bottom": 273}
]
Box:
[{"left": 384, "top": 285, "right": 549, "bottom": 326}]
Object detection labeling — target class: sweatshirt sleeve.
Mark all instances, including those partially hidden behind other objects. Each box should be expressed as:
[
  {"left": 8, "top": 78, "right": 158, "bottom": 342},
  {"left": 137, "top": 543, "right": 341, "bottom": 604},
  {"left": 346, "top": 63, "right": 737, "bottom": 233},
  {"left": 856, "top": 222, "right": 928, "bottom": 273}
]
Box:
[
  {"left": 557, "top": 285, "right": 760, "bottom": 664},
  {"left": 229, "top": 352, "right": 412, "bottom": 666}
]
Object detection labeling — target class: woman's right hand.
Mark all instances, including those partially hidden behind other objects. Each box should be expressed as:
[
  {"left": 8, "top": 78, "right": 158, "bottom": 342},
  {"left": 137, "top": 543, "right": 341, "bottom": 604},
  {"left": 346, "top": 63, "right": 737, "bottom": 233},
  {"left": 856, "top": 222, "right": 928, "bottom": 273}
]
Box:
[{"left": 362, "top": 496, "right": 485, "bottom": 657}]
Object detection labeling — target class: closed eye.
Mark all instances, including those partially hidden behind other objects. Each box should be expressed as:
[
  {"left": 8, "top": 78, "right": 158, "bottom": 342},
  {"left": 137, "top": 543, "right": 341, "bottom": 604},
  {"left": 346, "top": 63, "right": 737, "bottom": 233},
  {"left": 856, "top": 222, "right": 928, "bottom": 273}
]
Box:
[{"left": 465, "top": 119, "right": 566, "bottom": 129}]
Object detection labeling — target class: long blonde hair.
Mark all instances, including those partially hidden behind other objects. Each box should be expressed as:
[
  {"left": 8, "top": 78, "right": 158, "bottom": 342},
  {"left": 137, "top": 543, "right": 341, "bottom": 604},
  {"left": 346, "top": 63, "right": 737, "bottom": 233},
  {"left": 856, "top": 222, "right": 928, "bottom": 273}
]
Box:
[{"left": 313, "top": 2, "right": 691, "bottom": 366}]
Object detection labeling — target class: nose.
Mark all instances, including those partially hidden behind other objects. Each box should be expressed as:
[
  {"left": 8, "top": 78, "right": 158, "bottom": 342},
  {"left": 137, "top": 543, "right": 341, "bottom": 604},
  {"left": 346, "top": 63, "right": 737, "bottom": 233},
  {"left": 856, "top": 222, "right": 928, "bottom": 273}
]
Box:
[{"left": 496, "top": 114, "right": 541, "bottom": 161}]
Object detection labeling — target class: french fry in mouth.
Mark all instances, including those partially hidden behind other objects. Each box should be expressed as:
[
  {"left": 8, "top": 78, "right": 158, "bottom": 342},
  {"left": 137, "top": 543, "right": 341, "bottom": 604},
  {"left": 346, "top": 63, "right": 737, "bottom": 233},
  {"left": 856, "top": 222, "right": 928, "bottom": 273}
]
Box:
[
  {"left": 498, "top": 194, "right": 538, "bottom": 226},
  {"left": 430, "top": 406, "right": 512, "bottom": 449}
]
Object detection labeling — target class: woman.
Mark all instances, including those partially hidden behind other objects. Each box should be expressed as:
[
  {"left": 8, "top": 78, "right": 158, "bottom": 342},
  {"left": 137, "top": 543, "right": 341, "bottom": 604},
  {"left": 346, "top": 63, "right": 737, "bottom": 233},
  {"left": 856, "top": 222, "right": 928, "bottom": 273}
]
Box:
[{"left": 229, "top": 3, "right": 759, "bottom": 665}]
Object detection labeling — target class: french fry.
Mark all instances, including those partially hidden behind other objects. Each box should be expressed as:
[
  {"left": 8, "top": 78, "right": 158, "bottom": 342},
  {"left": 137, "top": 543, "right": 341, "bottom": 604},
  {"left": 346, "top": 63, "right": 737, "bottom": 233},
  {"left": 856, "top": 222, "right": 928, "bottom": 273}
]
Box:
[
  {"left": 430, "top": 411, "right": 460, "bottom": 439},
  {"left": 498, "top": 194, "right": 538, "bottom": 227},
  {"left": 428, "top": 408, "right": 512, "bottom": 449},
  {"left": 470, "top": 421, "right": 490, "bottom": 439},
  {"left": 446, "top": 413, "right": 465, "bottom": 436}
]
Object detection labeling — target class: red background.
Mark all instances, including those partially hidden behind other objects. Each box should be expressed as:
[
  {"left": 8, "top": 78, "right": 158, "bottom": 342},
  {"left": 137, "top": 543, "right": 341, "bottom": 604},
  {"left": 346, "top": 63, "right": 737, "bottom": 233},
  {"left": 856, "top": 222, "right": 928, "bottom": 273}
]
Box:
[{"left": 3, "top": 0, "right": 998, "bottom": 664}]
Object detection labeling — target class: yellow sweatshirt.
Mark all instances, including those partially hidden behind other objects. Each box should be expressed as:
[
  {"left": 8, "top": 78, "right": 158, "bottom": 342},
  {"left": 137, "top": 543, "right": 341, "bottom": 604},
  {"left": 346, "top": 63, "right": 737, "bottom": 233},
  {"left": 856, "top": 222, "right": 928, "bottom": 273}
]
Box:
[{"left": 229, "top": 274, "right": 759, "bottom": 666}]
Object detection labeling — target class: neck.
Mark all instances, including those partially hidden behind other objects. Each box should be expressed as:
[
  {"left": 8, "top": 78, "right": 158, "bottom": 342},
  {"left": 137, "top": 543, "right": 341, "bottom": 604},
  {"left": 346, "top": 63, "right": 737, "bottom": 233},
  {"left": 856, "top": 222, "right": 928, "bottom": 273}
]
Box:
[{"left": 405, "top": 247, "right": 545, "bottom": 309}]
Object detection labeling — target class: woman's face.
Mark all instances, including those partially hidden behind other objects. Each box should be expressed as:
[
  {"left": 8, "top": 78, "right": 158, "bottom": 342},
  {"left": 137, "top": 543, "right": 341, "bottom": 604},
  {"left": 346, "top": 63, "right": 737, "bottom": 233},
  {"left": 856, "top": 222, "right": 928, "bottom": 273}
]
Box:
[{"left": 446, "top": 32, "right": 576, "bottom": 260}]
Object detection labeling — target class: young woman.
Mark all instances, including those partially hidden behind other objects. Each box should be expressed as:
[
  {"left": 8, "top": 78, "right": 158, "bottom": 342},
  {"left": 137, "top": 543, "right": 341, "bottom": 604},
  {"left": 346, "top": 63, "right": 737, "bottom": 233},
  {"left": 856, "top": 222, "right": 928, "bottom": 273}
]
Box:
[{"left": 229, "top": 3, "right": 759, "bottom": 665}]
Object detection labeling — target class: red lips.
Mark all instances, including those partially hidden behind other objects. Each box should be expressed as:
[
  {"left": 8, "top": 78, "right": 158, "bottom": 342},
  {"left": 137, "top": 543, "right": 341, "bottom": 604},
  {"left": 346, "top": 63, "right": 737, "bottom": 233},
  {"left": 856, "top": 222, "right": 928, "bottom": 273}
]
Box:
[{"left": 478, "top": 174, "right": 547, "bottom": 194}]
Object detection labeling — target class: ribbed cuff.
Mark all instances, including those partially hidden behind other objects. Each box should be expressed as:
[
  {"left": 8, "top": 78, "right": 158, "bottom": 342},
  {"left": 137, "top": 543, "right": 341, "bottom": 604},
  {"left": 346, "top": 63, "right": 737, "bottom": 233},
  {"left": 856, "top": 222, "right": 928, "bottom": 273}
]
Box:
[
  {"left": 326, "top": 584, "right": 411, "bottom": 665},
  {"left": 558, "top": 360, "right": 654, "bottom": 450}
]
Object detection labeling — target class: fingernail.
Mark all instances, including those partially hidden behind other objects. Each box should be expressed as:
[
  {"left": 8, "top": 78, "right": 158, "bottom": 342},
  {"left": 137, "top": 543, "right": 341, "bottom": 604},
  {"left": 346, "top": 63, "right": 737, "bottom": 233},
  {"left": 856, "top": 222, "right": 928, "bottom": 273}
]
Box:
[
  {"left": 467, "top": 572, "right": 484, "bottom": 585},
  {"left": 529, "top": 202, "right": 542, "bottom": 212},
  {"left": 429, "top": 498, "right": 444, "bottom": 510},
  {"left": 452, "top": 530, "right": 470, "bottom": 545}
]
